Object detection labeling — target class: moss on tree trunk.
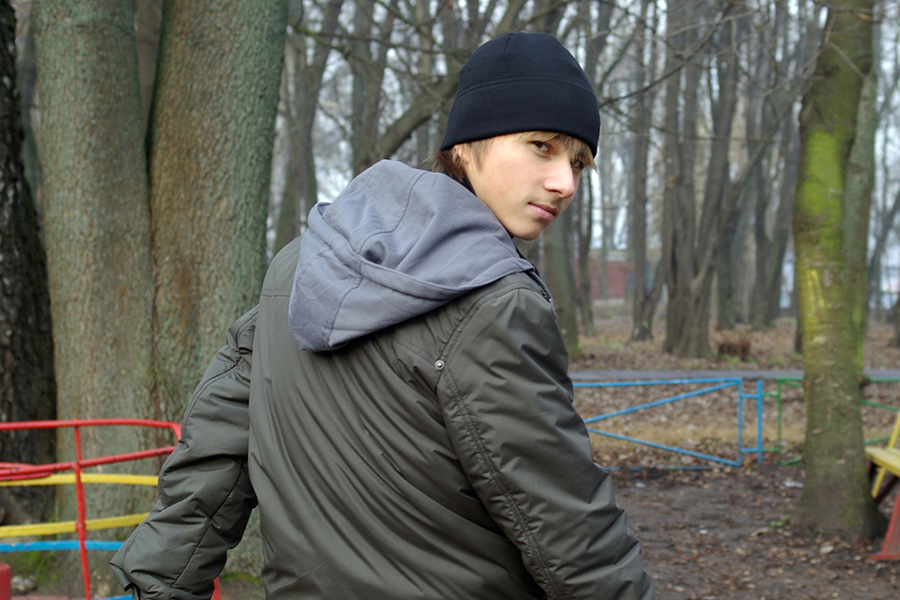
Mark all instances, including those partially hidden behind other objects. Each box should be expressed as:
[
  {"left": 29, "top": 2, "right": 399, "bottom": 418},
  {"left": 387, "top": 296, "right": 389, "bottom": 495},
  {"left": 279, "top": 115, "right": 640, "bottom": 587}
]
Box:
[{"left": 792, "top": 1, "right": 879, "bottom": 539}]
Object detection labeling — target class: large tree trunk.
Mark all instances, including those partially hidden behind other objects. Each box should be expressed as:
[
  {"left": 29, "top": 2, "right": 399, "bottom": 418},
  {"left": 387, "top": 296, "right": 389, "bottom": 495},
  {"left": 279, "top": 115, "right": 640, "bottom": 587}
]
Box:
[
  {"left": 793, "top": 0, "right": 879, "bottom": 539},
  {"left": 0, "top": 0, "right": 56, "bottom": 525},
  {"left": 34, "top": 0, "right": 155, "bottom": 521},
  {"left": 149, "top": 0, "right": 287, "bottom": 423}
]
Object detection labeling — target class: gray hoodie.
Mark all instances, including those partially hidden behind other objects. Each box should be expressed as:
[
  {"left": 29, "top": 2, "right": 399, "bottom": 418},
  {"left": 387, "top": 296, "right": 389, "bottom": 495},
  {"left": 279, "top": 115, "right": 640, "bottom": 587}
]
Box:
[{"left": 289, "top": 160, "right": 538, "bottom": 351}]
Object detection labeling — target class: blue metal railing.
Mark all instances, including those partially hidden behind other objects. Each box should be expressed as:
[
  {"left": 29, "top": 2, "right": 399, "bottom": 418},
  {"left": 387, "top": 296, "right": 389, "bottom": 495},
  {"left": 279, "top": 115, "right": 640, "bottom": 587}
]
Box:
[
  {"left": 0, "top": 540, "right": 130, "bottom": 600},
  {"left": 575, "top": 378, "right": 765, "bottom": 467}
]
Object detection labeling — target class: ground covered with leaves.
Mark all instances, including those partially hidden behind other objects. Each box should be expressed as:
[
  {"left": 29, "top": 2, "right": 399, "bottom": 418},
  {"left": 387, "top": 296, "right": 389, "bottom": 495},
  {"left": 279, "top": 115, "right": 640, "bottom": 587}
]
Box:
[
  {"left": 571, "top": 312, "right": 900, "bottom": 600},
  {"left": 612, "top": 464, "right": 899, "bottom": 600}
]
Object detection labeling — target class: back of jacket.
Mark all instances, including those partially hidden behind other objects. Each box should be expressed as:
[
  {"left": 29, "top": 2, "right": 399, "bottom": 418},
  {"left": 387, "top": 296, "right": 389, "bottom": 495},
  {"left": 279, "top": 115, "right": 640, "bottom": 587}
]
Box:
[
  {"left": 251, "top": 240, "right": 540, "bottom": 598},
  {"left": 250, "top": 242, "right": 651, "bottom": 599}
]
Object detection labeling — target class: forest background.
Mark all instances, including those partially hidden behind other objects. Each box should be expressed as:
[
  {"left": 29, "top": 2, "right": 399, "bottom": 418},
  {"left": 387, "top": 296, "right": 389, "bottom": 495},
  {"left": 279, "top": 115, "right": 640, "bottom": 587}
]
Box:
[{"left": 1, "top": 0, "right": 898, "bottom": 587}]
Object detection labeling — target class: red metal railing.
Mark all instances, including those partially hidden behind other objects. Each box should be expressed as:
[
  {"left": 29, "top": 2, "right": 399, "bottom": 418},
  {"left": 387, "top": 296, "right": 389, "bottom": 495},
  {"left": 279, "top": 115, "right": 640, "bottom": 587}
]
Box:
[{"left": 0, "top": 419, "right": 217, "bottom": 600}]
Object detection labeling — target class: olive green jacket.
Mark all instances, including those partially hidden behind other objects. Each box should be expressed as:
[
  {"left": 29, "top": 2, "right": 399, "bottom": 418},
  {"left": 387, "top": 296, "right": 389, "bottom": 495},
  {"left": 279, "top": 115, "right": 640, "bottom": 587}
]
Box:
[
  {"left": 111, "top": 162, "right": 653, "bottom": 599},
  {"left": 111, "top": 236, "right": 652, "bottom": 599}
]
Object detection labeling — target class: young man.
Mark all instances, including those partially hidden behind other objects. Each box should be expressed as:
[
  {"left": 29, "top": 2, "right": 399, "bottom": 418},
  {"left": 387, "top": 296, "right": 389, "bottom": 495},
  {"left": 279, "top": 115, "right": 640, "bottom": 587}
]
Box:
[{"left": 111, "top": 32, "right": 654, "bottom": 599}]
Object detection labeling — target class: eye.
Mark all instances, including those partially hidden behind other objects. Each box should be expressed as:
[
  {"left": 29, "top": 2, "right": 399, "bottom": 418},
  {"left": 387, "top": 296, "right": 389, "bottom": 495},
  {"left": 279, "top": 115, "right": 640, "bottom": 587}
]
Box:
[
  {"left": 571, "top": 159, "right": 585, "bottom": 172},
  {"left": 531, "top": 141, "right": 551, "bottom": 153}
]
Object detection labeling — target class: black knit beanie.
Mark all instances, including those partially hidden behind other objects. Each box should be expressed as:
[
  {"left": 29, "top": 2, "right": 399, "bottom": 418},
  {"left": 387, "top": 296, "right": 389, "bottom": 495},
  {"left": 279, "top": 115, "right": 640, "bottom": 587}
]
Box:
[{"left": 439, "top": 32, "right": 600, "bottom": 156}]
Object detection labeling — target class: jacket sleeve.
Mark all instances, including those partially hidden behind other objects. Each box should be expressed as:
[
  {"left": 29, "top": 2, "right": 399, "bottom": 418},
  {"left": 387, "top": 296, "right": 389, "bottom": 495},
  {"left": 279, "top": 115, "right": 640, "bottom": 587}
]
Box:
[
  {"left": 441, "top": 284, "right": 654, "bottom": 600},
  {"left": 109, "top": 307, "right": 259, "bottom": 600}
]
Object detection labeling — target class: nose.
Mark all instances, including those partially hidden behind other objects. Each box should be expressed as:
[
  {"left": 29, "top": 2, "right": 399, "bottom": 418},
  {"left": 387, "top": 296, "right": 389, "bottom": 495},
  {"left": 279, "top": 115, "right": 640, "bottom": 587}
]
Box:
[{"left": 545, "top": 157, "right": 577, "bottom": 199}]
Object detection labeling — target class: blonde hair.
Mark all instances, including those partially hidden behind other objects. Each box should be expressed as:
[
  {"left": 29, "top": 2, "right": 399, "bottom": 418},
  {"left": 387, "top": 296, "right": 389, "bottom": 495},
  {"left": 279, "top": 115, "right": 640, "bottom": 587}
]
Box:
[{"left": 429, "top": 132, "right": 595, "bottom": 187}]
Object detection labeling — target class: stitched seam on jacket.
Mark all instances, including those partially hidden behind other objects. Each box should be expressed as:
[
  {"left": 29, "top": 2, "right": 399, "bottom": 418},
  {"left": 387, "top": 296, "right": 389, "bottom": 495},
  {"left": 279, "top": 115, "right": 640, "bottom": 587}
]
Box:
[{"left": 440, "top": 284, "right": 566, "bottom": 600}]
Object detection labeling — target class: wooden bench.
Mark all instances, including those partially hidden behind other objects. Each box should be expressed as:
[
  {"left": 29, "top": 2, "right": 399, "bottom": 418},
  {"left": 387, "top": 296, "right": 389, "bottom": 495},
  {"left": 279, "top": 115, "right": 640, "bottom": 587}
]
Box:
[{"left": 866, "top": 408, "right": 900, "bottom": 560}]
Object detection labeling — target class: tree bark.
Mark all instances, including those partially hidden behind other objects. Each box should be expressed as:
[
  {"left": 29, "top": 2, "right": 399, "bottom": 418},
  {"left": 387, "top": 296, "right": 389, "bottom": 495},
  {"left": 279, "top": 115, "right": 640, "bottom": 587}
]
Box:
[
  {"left": 708, "top": 14, "right": 743, "bottom": 331},
  {"left": 0, "top": 0, "right": 56, "bottom": 525},
  {"left": 598, "top": 131, "right": 612, "bottom": 301},
  {"left": 663, "top": 0, "right": 709, "bottom": 357},
  {"left": 793, "top": 0, "right": 879, "bottom": 538},
  {"left": 661, "top": 0, "right": 689, "bottom": 354},
  {"left": 843, "top": 72, "right": 876, "bottom": 371},
  {"left": 135, "top": 0, "right": 162, "bottom": 134},
  {"left": 575, "top": 180, "right": 596, "bottom": 337},
  {"left": 34, "top": 0, "right": 155, "bottom": 520},
  {"left": 544, "top": 210, "right": 581, "bottom": 356},
  {"left": 149, "top": 0, "right": 287, "bottom": 423}
]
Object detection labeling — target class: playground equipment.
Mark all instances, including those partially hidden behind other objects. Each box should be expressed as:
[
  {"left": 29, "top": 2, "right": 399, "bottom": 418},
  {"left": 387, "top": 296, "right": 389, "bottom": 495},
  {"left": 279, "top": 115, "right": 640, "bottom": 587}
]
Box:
[
  {"left": 866, "top": 407, "right": 900, "bottom": 560},
  {"left": 575, "top": 377, "right": 767, "bottom": 467},
  {"left": 0, "top": 418, "right": 225, "bottom": 600}
]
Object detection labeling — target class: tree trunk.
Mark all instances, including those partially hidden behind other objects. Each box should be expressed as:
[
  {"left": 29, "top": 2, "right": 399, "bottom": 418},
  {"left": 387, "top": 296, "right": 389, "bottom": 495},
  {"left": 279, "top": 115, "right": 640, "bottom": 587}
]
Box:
[
  {"left": 762, "top": 116, "right": 800, "bottom": 327},
  {"left": 664, "top": 0, "right": 709, "bottom": 357},
  {"left": 793, "top": 0, "right": 879, "bottom": 539},
  {"left": 748, "top": 0, "right": 818, "bottom": 330},
  {"left": 149, "top": 0, "right": 287, "bottom": 423},
  {"left": 598, "top": 132, "right": 612, "bottom": 301},
  {"left": 891, "top": 294, "right": 900, "bottom": 348},
  {"left": 574, "top": 179, "right": 596, "bottom": 337},
  {"left": 544, "top": 212, "right": 581, "bottom": 357},
  {"left": 661, "top": 0, "right": 689, "bottom": 354},
  {"left": 867, "top": 187, "right": 900, "bottom": 315},
  {"left": 843, "top": 72, "right": 876, "bottom": 371},
  {"left": 14, "top": 9, "right": 39, "bottom": 205},
  {"left": 0, "top": 0, "right": 56, "bottom": 525},
  {"left": 273, "top": 0, "right": 344, "bottom": 253},
  {"left": 34, "top": 0, "right": 155, "bottom": 521},
  {"left": 629, "top": 0, "right": 661, "bottom": 341},
  {"left": 709, "top": 14, "right": 743, "bottom": 331}
]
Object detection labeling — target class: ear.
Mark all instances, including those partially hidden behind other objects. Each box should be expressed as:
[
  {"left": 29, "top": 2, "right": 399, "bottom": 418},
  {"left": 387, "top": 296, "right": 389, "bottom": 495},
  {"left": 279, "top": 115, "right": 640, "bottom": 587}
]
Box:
[{"left": 454, "top": 143, "right": 472, "bottom": 167}]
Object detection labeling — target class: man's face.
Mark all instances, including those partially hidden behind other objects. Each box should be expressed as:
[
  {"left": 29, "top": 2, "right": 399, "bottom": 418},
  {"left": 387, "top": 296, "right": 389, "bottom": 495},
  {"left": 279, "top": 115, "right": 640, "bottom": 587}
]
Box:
[{"left": 458, "top": 133, "right": 583, "bottom": 241}]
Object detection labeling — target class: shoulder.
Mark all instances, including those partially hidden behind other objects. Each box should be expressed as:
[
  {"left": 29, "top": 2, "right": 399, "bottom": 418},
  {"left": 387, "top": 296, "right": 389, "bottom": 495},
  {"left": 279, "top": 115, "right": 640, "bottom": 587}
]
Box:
[
  {"left": 410, "top": 271, "right": 561, "bottom": 366},
  {"left": 453, "top": 271, "right": 555, "bottom": 329},
  {"left": 261, "top": 236, "right": 303, "bottom": 298},
  {"left": 384, "top": 271, "right": 554, "bottom": 353}
]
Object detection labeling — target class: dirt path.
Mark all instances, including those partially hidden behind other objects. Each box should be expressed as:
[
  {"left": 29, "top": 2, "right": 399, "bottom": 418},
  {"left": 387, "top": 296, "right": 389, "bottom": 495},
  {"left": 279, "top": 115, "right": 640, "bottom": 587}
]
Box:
[
  {"left": 215, "top": 464, "right": 900, "bottom": 599},
  {"left": 611, "top": 465, "right": 899, "bottom": 600}
]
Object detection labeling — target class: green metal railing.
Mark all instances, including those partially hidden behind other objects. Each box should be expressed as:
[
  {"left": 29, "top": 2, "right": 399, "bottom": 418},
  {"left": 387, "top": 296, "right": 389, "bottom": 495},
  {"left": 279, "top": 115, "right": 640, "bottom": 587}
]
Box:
[{"left": 774, "top": 377, "right": 900, "bottom": 465}]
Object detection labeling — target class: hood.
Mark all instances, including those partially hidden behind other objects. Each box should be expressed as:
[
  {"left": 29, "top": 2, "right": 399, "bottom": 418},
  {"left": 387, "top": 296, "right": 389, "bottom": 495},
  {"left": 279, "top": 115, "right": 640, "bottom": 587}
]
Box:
[{"left": 289, "top": 160, "right": 536, "bottom": 352}]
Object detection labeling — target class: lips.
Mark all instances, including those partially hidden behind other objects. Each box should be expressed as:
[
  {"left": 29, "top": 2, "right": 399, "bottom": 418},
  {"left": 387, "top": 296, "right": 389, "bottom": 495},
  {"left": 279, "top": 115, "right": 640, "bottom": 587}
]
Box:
[{"left": 529, "top": 203, "right": 558, "bottom": 221}]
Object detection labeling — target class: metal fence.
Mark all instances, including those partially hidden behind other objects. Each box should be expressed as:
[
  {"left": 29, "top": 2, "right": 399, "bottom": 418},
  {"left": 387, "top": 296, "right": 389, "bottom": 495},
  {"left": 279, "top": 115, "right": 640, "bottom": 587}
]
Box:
[{"left": 575, "top": 378, "right": 765, "bottom": 468}]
